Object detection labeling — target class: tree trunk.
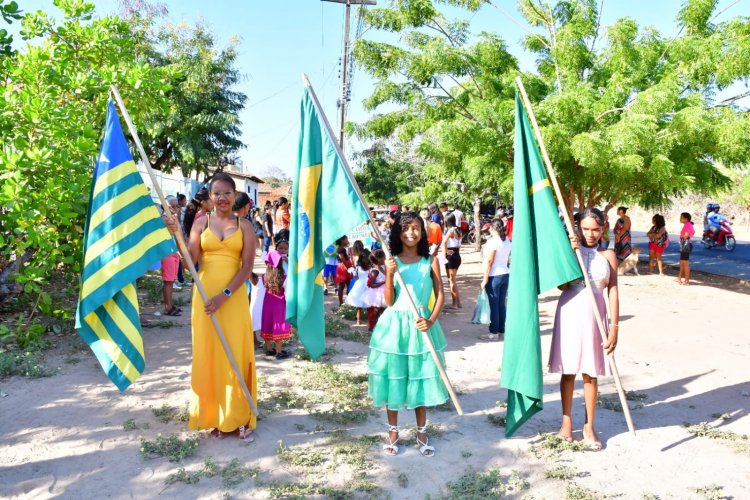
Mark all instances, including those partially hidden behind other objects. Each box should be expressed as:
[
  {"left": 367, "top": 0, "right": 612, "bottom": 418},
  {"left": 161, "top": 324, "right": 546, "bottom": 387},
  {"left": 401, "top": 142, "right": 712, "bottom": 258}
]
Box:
[{"left": 473, "top": 196, "right": 481, "bottom": 252}]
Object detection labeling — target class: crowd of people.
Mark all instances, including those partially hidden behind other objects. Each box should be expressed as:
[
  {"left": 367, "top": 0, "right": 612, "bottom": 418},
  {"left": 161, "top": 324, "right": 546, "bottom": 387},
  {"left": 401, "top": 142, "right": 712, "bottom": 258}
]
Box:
[{"left": 159, "top": 182, "right": 724, "bottom": 454}]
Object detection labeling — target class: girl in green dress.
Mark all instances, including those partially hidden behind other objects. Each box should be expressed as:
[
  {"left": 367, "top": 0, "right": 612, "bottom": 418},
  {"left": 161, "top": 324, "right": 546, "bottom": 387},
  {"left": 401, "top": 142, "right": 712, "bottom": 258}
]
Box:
[{"left": 368, "top": 211, "right": 449, "bottom": 457}]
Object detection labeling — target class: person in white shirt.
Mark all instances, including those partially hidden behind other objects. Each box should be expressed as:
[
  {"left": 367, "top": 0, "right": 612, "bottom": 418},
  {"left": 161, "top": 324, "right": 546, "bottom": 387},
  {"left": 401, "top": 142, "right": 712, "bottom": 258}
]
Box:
[
  {"left": 451, "top": 205, "right": 464, "bottom": 227},
  {"left": 479, "top": 220, "right": 511, "bottom": 341}
]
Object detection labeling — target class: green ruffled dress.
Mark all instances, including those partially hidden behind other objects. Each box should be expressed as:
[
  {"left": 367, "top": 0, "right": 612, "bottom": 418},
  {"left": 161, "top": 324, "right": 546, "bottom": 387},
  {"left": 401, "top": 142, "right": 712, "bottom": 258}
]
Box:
[{"left": 367, "top": 256, "right": 449, "bottom": 410}]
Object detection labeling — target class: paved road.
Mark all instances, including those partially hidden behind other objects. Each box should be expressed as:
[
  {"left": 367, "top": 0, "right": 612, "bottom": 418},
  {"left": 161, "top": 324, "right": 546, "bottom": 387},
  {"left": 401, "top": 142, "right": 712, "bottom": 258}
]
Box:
[{"left": 630, "top": 231, "right": 750, "bottom": 280}]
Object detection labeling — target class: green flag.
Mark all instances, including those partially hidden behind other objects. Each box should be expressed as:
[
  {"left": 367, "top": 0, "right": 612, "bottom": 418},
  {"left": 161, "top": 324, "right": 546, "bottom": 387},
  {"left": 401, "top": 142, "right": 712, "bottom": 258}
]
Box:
[
  {"left": 287, "top": 86, "right": 370, "bottom": 359},
  {"left": 501, "top": 93, "right": 582, "bottom": 437}
]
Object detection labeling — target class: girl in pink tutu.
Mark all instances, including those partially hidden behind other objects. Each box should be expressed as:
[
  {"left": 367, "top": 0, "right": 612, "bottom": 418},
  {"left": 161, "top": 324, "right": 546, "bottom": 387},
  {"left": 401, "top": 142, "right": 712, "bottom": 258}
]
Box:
[
  {"left": 549, "top": 207, "right": 619, "bottom": 450},
  {"left": 261, "top": 250, "right": 291, "bottom": 360}
]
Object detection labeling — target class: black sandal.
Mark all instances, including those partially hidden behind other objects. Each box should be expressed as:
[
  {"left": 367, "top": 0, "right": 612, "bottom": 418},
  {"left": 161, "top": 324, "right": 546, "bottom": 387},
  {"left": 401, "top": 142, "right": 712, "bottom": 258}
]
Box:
[
  {"left": 275, "top": 349, "right": 290, "bottom": 360},
  {"left": 264, "top": 348, "right": 277, "bottom": 357},
  {"left": 165, "top": 306, "right": 181, "bottom": 316}
]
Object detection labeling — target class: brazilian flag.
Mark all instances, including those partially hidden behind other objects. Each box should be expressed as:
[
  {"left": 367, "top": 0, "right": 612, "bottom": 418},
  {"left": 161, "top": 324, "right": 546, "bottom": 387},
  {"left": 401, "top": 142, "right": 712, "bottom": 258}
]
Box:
[
  {"left": 500, "top": 93, "right": 582, "bottom": 437},
  {"left": 287, "top": 87, "right": 369, "bottom": 359},
  {"left": 76, "top": 101, "right": 176, "bottom": 391}
]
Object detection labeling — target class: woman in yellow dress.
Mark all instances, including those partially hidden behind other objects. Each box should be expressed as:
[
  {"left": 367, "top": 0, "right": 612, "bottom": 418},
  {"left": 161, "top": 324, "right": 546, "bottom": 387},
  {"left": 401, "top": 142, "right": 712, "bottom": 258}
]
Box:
[{"left": 176, "top": 172, "right": 257, "bottom": 441}]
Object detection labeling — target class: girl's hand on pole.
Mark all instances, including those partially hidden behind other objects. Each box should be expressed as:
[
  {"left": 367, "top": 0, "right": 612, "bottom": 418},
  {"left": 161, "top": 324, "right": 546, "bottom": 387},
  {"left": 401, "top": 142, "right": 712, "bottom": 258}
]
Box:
[
  {"left": 569, "top": 234, "right": 579, "bottom": 251},
  {"left": 162, "top": 214, "right": 180, "bottom": 234},
  {"left": 385, "top": 257, "right": 397, "bottom": 275},
  {"left": 204, "top": 294, "right": 228, "bottom": 315},
  {"left": 602, "top": 325, "right": 618, "bottom": 354},
  {"left": 415, "top": 317, "right": 433, "bottom": 332}
]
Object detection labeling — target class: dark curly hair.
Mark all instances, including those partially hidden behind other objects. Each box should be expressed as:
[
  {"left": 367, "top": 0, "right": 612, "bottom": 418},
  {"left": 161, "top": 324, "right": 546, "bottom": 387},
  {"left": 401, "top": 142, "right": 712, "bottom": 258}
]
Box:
[{"left": 388, "top": 211, "right": 429, "bottom": 258}]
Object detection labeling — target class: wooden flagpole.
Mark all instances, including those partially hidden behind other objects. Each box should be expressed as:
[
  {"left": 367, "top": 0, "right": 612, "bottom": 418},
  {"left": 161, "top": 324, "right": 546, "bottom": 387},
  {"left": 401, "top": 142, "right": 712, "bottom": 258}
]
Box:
[
  {"left": 109, "top": 85, "right": 258, "bottom": 417},
  {"left": 515, "top": 77, "right": 635, "bottom": 436},
  {"left": 302, "top": 73, "right": 464, "bottom": 416}
]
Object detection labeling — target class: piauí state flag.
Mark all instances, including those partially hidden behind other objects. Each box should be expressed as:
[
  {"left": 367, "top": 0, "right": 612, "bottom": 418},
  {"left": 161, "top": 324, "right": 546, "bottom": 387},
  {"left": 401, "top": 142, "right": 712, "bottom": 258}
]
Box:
[
  {"left": 500, "top": 93, "right": 582, "bottom": 437},
  {"left": 287, "top": 87, "right": 369, "bottom": 359},
  {"left": 76, "top": 101, "right": 176, "bottom": 391}
]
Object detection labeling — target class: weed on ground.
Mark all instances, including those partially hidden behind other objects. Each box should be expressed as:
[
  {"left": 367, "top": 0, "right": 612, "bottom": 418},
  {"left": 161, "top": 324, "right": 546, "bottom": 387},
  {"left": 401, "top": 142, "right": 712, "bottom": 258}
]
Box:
[
  {"left": 152, "top": 403, "right": 190, "bottom": 424},
  {"left": 487, "top": 413, "right": 507, "bottom": 427},
  {"left": 439, "top": 467, "right": 529, "bottom": 499},
  {"left": 530, "top": 433, "right": 589, "bottom": 459},
  {"left": 139, "top": 433, "right": 200, "bottom": 462},
  {"left": 163, "top": 456, "right": 258, "bottom": 490},
  {"left": 0, "top": 349, "right": 52, "bottom": 378},
  {"left": 685, "top": 421, "right": 750, "bottom": 455},
  {"left": 564, "top": 482, "right": 601, "bottom": 500},
  {"left": 544, "top": 465, "right": 581, "bottom": 480}
]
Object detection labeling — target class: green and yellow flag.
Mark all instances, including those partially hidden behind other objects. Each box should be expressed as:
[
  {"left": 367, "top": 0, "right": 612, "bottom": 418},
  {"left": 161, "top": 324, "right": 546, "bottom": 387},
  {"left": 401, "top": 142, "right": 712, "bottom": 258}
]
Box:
[
  {"left": 501, "top": 93, "right": 582, "bottom": 437},
  {"left": 76, "top": 101, "right": 176, "bottom": 391},
  {"left": 287, "top": 87, "right": 370, "bottom": 359}
]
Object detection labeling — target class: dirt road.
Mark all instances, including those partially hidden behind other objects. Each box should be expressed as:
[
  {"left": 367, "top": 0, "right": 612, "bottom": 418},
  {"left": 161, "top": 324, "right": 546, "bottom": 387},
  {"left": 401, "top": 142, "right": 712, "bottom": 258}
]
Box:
[{"left": 1, "top": 248, "right": 749, "bottom": 499}]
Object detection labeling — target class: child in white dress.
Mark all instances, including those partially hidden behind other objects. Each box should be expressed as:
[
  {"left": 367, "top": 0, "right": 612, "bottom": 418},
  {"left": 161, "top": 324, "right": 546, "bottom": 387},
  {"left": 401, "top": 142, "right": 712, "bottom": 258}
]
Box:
[{"left": 345, "top": 248, "right": 373, "bottom": 326}]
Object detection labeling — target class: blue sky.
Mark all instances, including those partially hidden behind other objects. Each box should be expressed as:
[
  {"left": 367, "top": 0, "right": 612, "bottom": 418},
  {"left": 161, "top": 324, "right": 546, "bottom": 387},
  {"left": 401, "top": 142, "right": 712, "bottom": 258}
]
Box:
[{"left": 16, "top": 1, "right": 750, "bottom": 177}]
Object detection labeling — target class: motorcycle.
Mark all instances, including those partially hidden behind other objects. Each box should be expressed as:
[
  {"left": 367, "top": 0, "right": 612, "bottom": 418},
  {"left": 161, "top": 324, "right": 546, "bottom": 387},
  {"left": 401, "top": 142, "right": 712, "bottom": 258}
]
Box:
[
  {"left": 702, "top": 219, "right": 736, "bottom": 252},
  {"left": 465, "top": 215, "right": 493, "bottom": 245}
]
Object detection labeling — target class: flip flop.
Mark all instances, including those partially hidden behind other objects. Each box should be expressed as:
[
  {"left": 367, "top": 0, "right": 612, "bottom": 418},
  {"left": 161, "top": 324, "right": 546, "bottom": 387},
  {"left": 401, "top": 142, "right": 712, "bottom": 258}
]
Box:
[{"left": 239, "top": 426, "right": 255, "bottom": 442}]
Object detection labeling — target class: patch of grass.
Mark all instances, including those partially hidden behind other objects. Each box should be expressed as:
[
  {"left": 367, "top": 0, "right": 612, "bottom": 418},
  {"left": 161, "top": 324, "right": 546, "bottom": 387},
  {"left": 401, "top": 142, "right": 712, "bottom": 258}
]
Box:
[
  {"left": 544, "top": 465, "right": 579, "bottom": 480},
  {"left": 336, "top": 304, "right": 358, "bottom": 321},
  {"left": 324, "top": 313, "right": 370, "bottom": 343},
  {"left": 295, "top": 346, "right": 341, "bottom": 362},
  {"left": 0, "top": 349, "right": 52, "bottom": 378},
  {"left": 299, "top": 363, "right": 372, "bottom": 424},
  {"left": 625, "top": 390, "right": 648, "bottom": 401},
  {"left": 276, "top": 440, "right": 326, "bottom": 467},
  {"left": 685, "top": 421, "right": 750, "bottom": 455},
  {"left": 142, "top": 320, "right": 176, "bottom": 329},
  {"left": 694, "top": 484, "right": 726, "bottom": 500},
  {"left": 441, "top": 468, "right": 529, "bottom": 499},
  {"left": 294, "top": 423, "right": 305, "bottom": 431},
  {"left": 487, "top": 413, "right": 506, "bottom": 427},
  {"left": 152, "top": 403, "right": 189, "bottom": 424},
  {"left": 710, "top": 412, "right": 732, "bottom": 421},
  {"left": 162, "top": 456, "right": 257, "bottom": 489},
  {"left": 641, "top": 494, "right": 660, "bottom": 500},
  {"left": 329, "top": 432, "right": 380, "bottom": 470},
  {"left": 564, "top": 483, "right": 599, "bottom": 500},
  {"left": 63, "top": 356, "right": 81, "bottom": 364},
  {"left": 221, "top": 458, "right": 259, "bottom": 488},
  {"left": 138, "top": 275, "right": 164, "bottom": 304},
  {"left": 123, "top": 418, "right": 138, "bottom": 431},
  {"left": 461, "top": 450, "right": 472, "bottom": 458},
  {"left": 172, "top": 296, "right": 189, "bottom": 307},
  {"left": 530, "top": 433, "right": 589, "bottom": 459},
  {"left": 165, "top": 467, "right": 202, "bottom": 485},
  {"left": 598, "top": 391, "right": 647, "bottom": 412},
  {"left": 139, "top": 433, "right": 199, "bottom": 463}
]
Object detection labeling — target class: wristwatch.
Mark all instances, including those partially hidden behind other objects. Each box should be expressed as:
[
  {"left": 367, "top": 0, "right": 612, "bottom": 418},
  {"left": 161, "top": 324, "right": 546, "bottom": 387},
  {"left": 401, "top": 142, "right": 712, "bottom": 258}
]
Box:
[{"left": 223, "top": 287, "right": 232, "bottom": 297}]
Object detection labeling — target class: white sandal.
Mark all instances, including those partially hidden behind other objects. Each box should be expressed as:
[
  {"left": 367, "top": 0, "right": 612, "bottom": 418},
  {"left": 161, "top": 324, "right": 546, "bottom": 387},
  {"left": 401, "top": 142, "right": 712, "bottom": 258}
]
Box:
[
  {"left": 383, "top": 424, "right": 399, "bottom": 456},
  {"left": 416, "top": 424, "right": 435, "bottom": 457}
]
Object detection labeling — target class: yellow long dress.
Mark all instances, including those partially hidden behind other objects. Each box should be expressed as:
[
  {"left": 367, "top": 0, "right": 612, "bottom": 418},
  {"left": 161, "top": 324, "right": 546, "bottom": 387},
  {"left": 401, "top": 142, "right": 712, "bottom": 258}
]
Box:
[{"left": 189, "top": 219, "right": 257, "bottom": 432}]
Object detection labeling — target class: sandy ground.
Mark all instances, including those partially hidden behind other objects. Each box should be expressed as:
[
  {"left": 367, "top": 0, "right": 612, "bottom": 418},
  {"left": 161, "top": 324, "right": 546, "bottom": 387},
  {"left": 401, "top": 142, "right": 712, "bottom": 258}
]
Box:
[{"left": 1, "top": 248, "right": 749, "bottom": 499}]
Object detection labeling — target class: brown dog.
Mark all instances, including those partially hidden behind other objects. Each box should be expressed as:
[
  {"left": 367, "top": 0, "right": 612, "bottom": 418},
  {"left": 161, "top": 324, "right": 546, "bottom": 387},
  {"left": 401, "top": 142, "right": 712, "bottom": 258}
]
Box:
[{"left": 617, "top": 247, "right": 642, "bottom": 276}]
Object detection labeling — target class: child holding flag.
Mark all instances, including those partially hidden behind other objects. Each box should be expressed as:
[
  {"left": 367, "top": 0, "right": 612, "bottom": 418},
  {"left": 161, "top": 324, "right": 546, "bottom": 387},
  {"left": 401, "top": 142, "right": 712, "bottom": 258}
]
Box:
[
  {"left": 367, "top": 212, "right": 448, "bottom": 457},
  {"left": 549, "top": 207, "right": 619, "bottom": 450}
]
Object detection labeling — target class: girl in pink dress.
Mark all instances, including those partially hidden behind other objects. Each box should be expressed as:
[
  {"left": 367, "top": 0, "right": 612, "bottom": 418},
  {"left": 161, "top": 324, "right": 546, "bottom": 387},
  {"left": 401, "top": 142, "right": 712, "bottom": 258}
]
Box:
[
  {"left": 548, "top": 207, "right": 619, "bottom": 450},
  {"left": 261, "top": 250, "right": 291, "bottom": 359}
]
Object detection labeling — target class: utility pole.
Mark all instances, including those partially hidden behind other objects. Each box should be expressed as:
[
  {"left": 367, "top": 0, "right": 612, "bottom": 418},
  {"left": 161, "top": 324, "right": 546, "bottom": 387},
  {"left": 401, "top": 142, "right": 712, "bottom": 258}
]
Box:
[{"left": 321, "top": 0, "right": 376, "bottom": 151}]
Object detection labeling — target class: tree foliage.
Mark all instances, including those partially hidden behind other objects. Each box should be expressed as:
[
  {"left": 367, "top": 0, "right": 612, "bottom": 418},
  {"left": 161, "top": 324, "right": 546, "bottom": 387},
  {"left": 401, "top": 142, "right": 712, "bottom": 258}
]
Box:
[
  {"left": 0, "top": 0, "right": 171, "bottom": 298},
  {"left": 125, "top": 9, "right": 247, "bottom": 175},
  {"left": 352, "top": 0, "right": 750, "bottom": 214},
  {"left": 0, "top": 0, "right": 247, "bottom": 301}
]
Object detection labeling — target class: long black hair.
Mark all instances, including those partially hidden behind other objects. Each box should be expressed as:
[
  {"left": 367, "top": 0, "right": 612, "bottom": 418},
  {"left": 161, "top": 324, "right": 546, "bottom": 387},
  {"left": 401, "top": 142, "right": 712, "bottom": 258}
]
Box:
[
  {"left": 388, "top": 211, "right": 429, "bottom": 258},
  {"left": 183, "top": 188, "right": 210, "bottom": 234}
]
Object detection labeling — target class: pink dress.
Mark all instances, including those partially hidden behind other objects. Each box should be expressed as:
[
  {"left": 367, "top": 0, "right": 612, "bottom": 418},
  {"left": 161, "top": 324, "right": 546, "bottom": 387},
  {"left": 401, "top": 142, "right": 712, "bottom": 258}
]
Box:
[
  {"left": 260, "top": 276, "right": 291, "bottom": 342},
  {"left": 548, "top": 245, "right": 611, "bottom": 377}
]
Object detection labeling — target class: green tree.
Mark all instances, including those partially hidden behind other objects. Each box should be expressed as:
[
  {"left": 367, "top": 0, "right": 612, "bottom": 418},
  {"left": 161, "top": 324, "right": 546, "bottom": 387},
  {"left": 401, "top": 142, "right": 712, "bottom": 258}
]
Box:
[
  {"left": 124, "top": 8, "right": 247, "bottom": 175},
  {"left": 352, "top": 0, "right": 750, "bottom": 217},
  {"left": 0, "top": 0, "right": 170, "bottom": 298},
  {"left": 353, "top": 141, "right": 420, "bottom": 206}
]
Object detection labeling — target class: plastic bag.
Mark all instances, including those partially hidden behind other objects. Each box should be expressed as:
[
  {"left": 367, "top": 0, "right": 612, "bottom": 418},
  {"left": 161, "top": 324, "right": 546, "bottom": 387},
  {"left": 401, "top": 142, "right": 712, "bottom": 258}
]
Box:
[{"left": 471, "top": 290, "right": 491, "bottom": 325}]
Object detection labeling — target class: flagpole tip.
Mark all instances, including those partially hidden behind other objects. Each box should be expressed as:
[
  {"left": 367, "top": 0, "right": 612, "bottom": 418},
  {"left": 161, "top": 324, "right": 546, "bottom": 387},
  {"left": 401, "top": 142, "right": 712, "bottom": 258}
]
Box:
[{"left": 302, "top": 73, "right": 311, "bottom": 88}]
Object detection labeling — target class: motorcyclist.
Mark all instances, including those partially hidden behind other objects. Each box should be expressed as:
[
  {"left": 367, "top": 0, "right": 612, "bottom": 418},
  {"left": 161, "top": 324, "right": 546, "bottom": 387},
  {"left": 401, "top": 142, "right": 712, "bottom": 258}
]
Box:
[{"left": 706, "top": 203, "right": 729, "bottom": 241}]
